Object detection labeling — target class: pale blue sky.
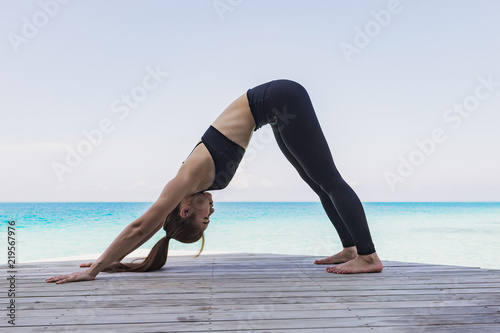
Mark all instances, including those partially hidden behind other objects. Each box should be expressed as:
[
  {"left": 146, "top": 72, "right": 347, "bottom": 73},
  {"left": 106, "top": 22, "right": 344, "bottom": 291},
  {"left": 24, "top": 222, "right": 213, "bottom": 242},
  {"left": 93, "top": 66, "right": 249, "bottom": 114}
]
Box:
[{"left": 1, "top": 0, "right": 499, "bottom": 202}]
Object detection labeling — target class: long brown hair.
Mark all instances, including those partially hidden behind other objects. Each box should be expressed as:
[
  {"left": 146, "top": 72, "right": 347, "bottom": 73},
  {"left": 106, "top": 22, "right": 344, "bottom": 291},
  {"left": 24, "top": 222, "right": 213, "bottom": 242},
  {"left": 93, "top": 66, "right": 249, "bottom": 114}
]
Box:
[{"left": 102, "top": 204, "right": 205, "bottom": 273}]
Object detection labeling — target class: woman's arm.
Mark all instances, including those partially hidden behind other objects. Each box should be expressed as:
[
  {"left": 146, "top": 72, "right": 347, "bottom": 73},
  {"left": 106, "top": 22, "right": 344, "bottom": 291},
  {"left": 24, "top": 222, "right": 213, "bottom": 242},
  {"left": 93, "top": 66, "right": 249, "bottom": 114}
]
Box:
[
  {"left": 80, "top": 226, "right": 161, "bottom": 268},
  {"left": 117, "top": 224, "right": 162, "bottom": 262},
  {"left": 81, "top": 216, "right": 163, "bottom": 269},
  {"left": 46, "top": 174, "right": 193, "bottom": 284},
  {"left": 87, "top": 175, "right": 194, "bottom": 275}
]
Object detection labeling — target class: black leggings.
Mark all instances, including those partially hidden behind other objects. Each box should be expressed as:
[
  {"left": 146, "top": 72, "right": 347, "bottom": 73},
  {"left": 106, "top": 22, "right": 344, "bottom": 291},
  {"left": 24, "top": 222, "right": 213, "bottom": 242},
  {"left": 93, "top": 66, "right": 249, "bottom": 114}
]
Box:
[{"left": 247, "top": 80, "right": 375, "bottom": 255}]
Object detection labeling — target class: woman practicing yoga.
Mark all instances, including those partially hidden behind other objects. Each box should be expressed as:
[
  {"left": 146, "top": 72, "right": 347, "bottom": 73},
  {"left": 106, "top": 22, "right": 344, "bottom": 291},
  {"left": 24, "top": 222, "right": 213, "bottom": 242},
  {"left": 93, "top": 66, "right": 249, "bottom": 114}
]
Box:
[{"left": 46, "top": 79, "right": 383, "bottom": 284}]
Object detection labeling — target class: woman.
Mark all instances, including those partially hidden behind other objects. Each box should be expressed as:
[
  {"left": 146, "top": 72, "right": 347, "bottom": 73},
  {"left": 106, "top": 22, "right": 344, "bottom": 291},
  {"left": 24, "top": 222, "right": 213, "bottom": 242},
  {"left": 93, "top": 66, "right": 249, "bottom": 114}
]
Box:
[{"left": 46, "top": 79, "right": 383, "bottom": 284}]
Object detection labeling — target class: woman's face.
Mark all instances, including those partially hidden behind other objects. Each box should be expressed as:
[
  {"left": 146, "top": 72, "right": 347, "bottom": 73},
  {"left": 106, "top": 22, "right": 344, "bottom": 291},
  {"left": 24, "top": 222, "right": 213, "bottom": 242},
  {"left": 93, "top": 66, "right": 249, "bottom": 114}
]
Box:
[{"left": 180, "top": 192, "right": 214, "bottom": 231}]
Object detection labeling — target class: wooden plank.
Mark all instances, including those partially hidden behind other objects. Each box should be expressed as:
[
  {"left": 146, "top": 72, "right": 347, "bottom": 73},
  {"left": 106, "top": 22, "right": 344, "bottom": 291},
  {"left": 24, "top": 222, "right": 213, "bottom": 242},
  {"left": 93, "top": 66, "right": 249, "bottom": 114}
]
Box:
[
  {"left": 3, "top": 315, "right": 500, "bottom": 331},
  {"left": 3, "top": 324, "right": 499, "bottom": 333},
  {"left": 11, "top": 305, "right": 500, "bottom": 325},
  {"left": 11, "top": 305, "right": 500, "bottom": 322}
]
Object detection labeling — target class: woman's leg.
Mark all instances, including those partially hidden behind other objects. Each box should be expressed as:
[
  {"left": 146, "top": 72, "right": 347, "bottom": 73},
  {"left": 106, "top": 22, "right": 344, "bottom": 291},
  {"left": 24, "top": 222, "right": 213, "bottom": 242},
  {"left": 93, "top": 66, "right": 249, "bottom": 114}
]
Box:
[
  {"left": 272, "top": 128, "right": 355, "bottom": 246},
  {"left": 272, "top": 129, "right": 358, "bottom": 264},
  {"left": 264, "top": 80, "right": 382, "bottom": 273}
]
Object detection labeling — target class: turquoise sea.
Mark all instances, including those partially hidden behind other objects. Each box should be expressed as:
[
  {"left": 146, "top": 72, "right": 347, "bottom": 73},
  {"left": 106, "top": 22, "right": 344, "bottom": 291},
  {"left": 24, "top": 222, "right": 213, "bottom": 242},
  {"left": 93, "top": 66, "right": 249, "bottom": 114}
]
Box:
[{"left": 1, "top": 202, "right": 499, "bottom": 269}]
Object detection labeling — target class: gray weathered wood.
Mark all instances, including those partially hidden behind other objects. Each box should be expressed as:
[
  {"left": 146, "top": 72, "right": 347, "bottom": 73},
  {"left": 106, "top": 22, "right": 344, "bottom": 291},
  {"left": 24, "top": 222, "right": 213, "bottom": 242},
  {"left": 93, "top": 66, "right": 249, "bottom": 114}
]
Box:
[{"left": 1, "top": 253, "right": 499, "bottom": 331}]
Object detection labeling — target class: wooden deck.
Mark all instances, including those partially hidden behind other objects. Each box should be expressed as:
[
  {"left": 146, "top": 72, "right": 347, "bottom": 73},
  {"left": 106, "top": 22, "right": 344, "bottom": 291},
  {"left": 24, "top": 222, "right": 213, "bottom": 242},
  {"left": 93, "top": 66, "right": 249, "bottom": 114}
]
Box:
[{"left": 3, "top": 253, "right": 500, "bottom": 332}]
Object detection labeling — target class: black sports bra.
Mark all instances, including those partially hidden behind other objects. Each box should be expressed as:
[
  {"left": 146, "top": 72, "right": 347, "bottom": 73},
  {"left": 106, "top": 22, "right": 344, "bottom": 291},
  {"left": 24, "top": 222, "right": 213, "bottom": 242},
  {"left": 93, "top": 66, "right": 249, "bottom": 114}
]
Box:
[{"left": 191, "top": 126, "right": 245, "bottom": 191}]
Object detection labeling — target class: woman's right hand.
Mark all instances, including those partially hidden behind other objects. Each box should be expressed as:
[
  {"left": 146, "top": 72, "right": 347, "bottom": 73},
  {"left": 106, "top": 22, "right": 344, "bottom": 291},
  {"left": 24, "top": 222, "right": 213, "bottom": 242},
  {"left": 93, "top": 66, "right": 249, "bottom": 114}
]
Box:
[{"left": 45, "top": 270, "right": 96, "bottom": 284}]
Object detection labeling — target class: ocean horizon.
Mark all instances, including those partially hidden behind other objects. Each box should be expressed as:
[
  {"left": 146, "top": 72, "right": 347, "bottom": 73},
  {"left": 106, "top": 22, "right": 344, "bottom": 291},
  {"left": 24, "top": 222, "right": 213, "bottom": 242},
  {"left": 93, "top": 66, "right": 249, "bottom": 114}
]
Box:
[{"left": 1, "top": 201, "right": 499, "bottom": 270}]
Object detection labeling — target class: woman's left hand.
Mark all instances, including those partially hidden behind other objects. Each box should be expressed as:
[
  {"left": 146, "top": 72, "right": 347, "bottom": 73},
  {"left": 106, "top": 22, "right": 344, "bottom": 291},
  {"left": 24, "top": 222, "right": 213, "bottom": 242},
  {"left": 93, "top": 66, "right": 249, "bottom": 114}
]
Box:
[
  {"left": 45, "top": 270, "right": 95, "bottom": 284},
  {"left": 79, "top": 262, "right": 93, "bottom": 267}
]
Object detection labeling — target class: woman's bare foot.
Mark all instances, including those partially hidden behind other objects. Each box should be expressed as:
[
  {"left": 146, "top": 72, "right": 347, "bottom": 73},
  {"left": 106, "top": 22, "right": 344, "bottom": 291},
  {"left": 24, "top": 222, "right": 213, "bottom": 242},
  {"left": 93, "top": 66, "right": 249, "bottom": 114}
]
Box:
[
  {"left": 326, "top": 252, "right": 383, "bottom": 274},
  {"left": 314, "top": 247, "right": 357, "bottom": 265}
]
